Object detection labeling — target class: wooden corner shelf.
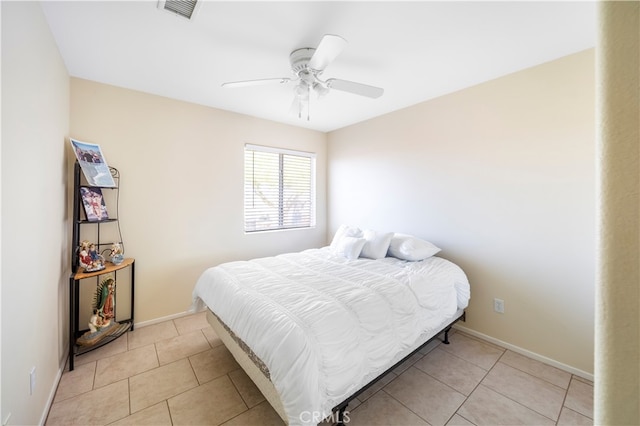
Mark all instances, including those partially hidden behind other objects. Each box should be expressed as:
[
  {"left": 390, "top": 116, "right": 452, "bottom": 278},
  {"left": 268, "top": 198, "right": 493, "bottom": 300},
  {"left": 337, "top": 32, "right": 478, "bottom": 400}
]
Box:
[{"left": 73, "top": 257, "right": 135, "bottom": 280}]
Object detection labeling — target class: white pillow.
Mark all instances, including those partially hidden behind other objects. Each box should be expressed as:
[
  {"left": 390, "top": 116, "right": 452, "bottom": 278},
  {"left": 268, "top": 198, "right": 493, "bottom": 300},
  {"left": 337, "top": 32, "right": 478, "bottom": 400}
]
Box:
[
  {"left": 387, "top": 233, "right": 441, "bottom": 261},
  {"left": 332, "top": 236, "right": 367, "bottom": 260},
  {"left": 360, "top": 230, "right": 393, "bottom": 259},
  {"left": 329, "top": 225, "right": 363, "bottom": 249}
]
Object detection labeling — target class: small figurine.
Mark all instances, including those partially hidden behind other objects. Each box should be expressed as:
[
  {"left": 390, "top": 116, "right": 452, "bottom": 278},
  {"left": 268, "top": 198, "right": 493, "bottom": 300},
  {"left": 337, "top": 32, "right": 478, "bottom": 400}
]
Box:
[
  {"left": 98, "top": 278, "right": 116, "bottom": 321},
  {"left": 109, "top": 242, "right": 124, "bottom": 265},
  {"left": 78, "top": 276, "right": 117, "bottom": 346},
  {"left": 78, "top": 240, "right": 105, "bottom": 271},
  {"left": 88, "top": 308, "right": 110, "bottom": 332},
  {"left": 89, "top": 243, "right": 99, "bottom": 262},
  {"left": 78, "top": 240, "right": 92, "bottom": 269}
]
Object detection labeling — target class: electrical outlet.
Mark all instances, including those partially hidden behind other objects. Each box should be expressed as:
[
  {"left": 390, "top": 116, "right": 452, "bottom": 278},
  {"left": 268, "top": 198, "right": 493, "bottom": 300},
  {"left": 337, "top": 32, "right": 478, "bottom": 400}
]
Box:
[
  {"left": 29, "top": 367, "right": 36, "bottom": 396},
  {"left": 494, "top": 298, "right": 505, "bottom": 314}
]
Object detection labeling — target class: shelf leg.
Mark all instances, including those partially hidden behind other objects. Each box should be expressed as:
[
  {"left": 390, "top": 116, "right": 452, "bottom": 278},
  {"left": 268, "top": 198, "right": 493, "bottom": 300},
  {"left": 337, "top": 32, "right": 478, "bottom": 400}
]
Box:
[{"left": 69, "top": 277, "right": 76, "bottom": 371}]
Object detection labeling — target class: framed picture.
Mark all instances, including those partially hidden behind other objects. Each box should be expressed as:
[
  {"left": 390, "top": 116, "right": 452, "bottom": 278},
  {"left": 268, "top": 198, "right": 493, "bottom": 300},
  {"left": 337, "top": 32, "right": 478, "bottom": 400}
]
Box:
[
  {"left": 70, "top": 138, "right": 116, "bottom": 187},
  {"left": 80, "top": 187, "right": 109, "bottom": 221}
]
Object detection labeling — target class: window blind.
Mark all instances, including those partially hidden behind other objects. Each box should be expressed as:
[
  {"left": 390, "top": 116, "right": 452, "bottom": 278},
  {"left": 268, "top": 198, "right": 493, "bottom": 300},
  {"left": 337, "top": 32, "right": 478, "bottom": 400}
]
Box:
[{"left": 244, "top": 145, "right": 315, "bottom": 232}]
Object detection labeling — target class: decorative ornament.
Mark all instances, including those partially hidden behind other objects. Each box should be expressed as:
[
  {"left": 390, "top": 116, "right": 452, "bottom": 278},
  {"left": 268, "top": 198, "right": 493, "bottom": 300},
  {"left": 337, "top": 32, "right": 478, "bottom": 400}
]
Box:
[
  {"left": 77, "top": 276, "right": 127, "bottom": 346},
  {"left": 109, "top": 242, "right": 124, "bottom": 265},
  {"left": 78, "top": 240, "right": 105, "bottom": 272}
]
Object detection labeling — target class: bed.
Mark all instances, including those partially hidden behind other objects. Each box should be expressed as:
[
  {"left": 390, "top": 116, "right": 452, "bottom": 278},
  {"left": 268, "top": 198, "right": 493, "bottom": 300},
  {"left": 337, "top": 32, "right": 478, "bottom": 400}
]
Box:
[{"left": 191, "top": 230, "right": 470, "bottom": 426}]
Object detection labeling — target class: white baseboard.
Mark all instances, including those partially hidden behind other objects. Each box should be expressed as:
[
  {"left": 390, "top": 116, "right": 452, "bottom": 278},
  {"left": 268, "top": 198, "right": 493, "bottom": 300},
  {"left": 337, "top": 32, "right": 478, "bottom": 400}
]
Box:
[
  {"left": 42, "top": 354, "right": 67, "bottom": 426},
  {"left": 453, "top": 324, "right": 594, "bottom": 382},
  {"left": 133, "top": 310, "right": 194, "bottom": 328}
]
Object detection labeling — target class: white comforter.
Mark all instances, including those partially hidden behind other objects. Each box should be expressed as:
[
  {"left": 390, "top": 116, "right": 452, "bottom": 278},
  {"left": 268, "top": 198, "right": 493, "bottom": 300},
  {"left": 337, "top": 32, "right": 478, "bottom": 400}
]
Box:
[{"left": 191, "top": 248, "right": 470, "bottom": 425}]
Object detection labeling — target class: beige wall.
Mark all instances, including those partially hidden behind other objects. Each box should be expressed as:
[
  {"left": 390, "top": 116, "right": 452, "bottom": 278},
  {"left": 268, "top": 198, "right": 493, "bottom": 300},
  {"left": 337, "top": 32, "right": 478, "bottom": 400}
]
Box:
[
  {"left": 1, "top": 2, "right": 71, "bottom": 424},
  {"left": 70, "top": 79, "right": 328, "bottom": 323},
  {"left": 595, "top": 1, "right": 639, "bottom": 424},
  {"left": 328, "top": 50, "right": 595, "bottom": 375}
]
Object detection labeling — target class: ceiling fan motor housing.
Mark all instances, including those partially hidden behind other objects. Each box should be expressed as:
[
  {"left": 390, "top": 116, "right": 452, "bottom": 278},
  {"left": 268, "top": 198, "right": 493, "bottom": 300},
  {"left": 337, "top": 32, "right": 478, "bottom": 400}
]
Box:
[{"left": 290, "top": 48, "right": 316, "bottom": 74}]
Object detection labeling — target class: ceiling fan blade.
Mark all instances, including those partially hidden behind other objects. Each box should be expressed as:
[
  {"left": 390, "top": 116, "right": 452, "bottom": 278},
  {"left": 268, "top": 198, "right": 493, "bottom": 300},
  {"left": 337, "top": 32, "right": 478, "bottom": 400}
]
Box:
[
  {"left": 326, "top": 78, "right": 384, "bottom": 98},
  {"left": 221, "top": 77, "right": 291, "bottom": 88},
  {"left": 308, "top": 34, "right": 347, "bottom": 71}
]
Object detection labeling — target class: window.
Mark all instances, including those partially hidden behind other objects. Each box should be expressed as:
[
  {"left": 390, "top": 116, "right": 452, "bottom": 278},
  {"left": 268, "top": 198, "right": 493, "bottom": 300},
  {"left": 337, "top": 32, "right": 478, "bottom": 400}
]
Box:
[{"left": 244, "top": 144, "right": 315, "bottom": 232}]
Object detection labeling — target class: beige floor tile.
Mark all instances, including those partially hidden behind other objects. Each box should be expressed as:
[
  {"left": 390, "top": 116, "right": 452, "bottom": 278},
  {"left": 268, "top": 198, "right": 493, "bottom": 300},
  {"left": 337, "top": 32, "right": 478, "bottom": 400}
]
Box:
[
  {"left": 458, "top": 384, "right": 554, "bottom": 425},
  {"left": 384, "top": 366, "right": 466, "bottom": 426},
  {"left": 229, "top": 368, "right": 266, "bottom": 408},
  {"left": 168, "top": 375, "right": 247, "bottom": 425},
  {"left": 95, "top": 344, "right": 158, "bottom": 388},
  {"left": 414, "top": 347, "right": 487, "bottom": 396},
  {"left": 127, "top": 321, "right": 178, "bottom": 350},
  {"left": 108, "top": 402, "right": 172, "bottom": 425},
  {"left": 355, "top": 371, "right": 397, "bottom": 402},
  {"left": 572, "top": 375, "right": 594, "bottom": 386},
  {"left": 500, "top": 350, "right": 572, "bottom": 389},
  {"left": 392, "top": 351, "right": 424, "bottom": 375},
  {"left": 564, "top": 378, "right": 594, "bottom": 419},
  {"left": 557, "top": 407, "right": 593, "bottom": 425},
  {"left": 419, "top": 337, "right": 442, "bottom": 355},
  {"left": 348, "top": 397, "right": 362, "bottom": 411},
  {"left": 439, "top": 333, "right": 504, "bottom": 370},
  {"left": 129, "top": 358, "right": 198, "bottom": 413},
  {"left": 222, "top": 400, "right": 285, "bottom": 425},
  {"left": 46, "top": 379, "right": 130, "bottom": 426},
  {"left": 50, "top": 313, "right": 600, "bottom": 426},
  {"left": 190, "top": 345, "right": 241, "bottom": 384},
  {"left": 446, "top": 413, "right": 475, "bottom": 425},
  {"left": 54, "top": 361, "right": 96, "bottom": 403},
  {"left": 482, "top": 362, "right": 565, "bottom": 421},
  {"left": 320, "top": 398, "right": 363, "bottom": 424},
  {"left": 155, "top": 329, "right": 210, "bottom": 365},
  {"left": 174, "top": 311, "right": 210, "bottom": 335},
  {"left": 348, "top": 390, "right": 428, "bottom": 425},
  {"left": 202, "top": 325, "right": 224, "bottom": 348},
  {"left": 74, "top": 333, "right": 128, "bottom": 367}
]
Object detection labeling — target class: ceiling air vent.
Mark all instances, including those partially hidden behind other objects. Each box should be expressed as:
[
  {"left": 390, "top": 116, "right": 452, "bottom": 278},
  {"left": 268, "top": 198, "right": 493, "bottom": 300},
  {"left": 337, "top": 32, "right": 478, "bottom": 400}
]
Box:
[{"left": 157, "top": 0, "right": 201, "bottom": 20}]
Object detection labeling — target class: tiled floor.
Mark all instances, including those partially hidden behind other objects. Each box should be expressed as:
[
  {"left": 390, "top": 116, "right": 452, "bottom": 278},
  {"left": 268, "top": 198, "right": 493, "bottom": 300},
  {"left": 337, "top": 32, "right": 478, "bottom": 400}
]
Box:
[{"left": 46, "top": 312, "right": 593, "bottom": 425}]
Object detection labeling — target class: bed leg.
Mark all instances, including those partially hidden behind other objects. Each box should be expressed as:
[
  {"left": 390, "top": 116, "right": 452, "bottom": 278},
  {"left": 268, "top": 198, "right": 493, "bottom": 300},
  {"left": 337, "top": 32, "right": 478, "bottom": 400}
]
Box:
[
  {"left": 336, "top": 405, "right": 347, "bottom": 426},
  {"left": 442, "top": 327, "right": 451, "bottom": 344}
]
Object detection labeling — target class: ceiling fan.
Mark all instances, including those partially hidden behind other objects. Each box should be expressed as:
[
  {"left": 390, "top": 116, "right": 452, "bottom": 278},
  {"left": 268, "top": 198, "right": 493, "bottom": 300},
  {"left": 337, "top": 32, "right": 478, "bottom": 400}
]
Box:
[{"left": 221, "top": 34, "right": 384, "bottom": 120}]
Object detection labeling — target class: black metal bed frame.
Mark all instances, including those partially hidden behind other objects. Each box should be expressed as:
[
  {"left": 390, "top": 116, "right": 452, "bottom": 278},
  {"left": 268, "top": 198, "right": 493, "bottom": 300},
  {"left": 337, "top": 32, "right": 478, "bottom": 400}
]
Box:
[{"left": 330, "top": 310, "right": 466, "bottom": 425}]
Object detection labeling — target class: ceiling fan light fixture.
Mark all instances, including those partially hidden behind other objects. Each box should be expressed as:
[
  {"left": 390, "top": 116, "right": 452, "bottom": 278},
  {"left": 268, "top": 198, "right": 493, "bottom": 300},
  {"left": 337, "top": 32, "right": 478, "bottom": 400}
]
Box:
[
  {"left": 313, "top": 82, "right": 330, "bottom": 97},
  {"left": 294, "top": 83, "right": 310, "bottom": 100}
]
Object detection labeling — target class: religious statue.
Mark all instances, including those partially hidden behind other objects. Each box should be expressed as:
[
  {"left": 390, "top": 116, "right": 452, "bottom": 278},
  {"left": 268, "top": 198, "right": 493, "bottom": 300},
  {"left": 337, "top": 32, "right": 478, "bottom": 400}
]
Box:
[
  {"left": 109, "top": 242, "right": 124, "bottom": 265},
  {"left": 77, "top": 276, "right": 120, "bottom": 346},
  {"left": 77, "top": 240, "right": 105, "bottom": 272},
  {"left": 98, "top": 278, "right": 116, "bottom": 321}
]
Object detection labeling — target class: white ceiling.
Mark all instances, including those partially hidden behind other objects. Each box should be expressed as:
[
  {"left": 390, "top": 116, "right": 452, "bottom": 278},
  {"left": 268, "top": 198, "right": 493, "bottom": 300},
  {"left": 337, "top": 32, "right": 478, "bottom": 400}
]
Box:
[{"left": 41, "top": 1, "right": 596, "bottom": 132}]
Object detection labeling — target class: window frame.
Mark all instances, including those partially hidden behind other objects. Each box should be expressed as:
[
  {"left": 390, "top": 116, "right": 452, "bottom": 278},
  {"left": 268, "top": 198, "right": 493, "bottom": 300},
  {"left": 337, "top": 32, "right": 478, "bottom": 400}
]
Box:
[{"left": 244, "top": 144, "right": 316, "bottom": 233}]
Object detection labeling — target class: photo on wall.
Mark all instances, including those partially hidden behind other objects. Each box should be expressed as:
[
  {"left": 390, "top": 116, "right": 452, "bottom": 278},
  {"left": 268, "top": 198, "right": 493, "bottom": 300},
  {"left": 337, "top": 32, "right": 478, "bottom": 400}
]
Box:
[
  {"left": 80, "top": 187, "right": 109, "bottom": 221},
  {"left": 70, "top": 138, "right": 116, "bottom": 187}
]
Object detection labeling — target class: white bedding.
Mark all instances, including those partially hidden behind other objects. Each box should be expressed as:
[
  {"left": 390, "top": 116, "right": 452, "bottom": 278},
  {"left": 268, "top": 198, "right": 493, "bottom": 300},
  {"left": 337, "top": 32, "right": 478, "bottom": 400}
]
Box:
[{"left": 191, "top": 247, "right": 470, "bottom": 425}]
